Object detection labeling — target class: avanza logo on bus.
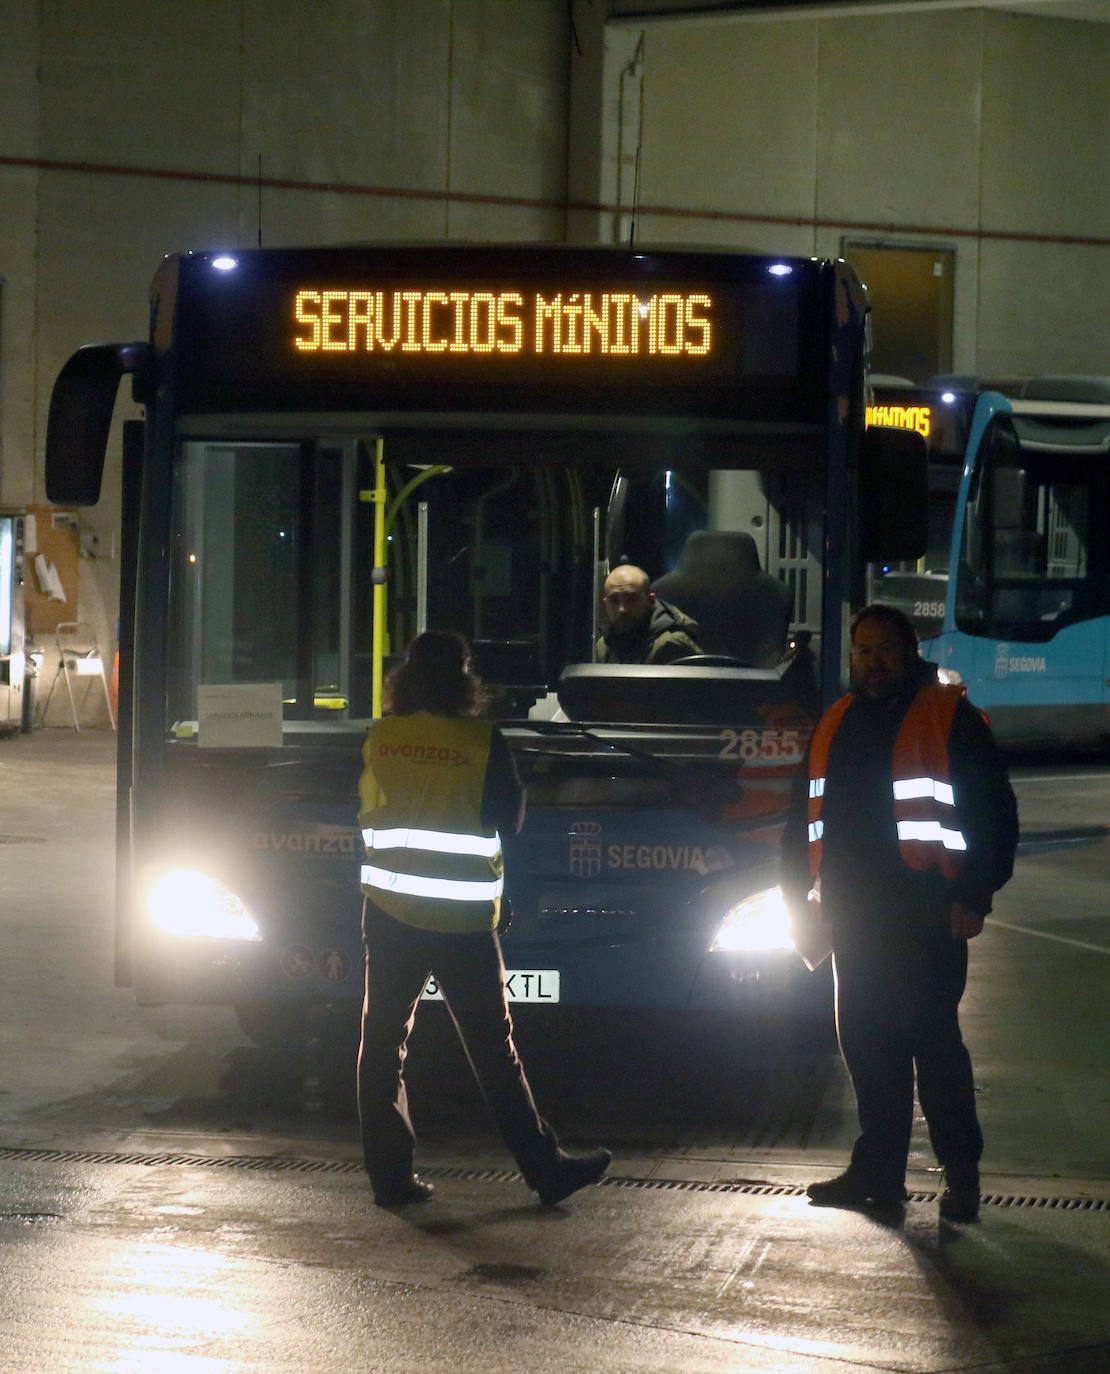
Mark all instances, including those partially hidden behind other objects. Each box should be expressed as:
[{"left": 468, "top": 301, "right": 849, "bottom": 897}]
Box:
[{"left": 292, "top": 288, "right": 714, "bottom": 358}]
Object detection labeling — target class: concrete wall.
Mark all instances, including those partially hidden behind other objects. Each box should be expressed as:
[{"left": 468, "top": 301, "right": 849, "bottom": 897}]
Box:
[
  {"left": 4, "top": 1, "right": 1110, "bottom": 722},
  {"left": 601, "top": 7, "right": 1110, "bottom": 380},
  {"left": 1, "top": 0, "right": 571, "bottom": 721},
  {"left": 0, "top": 4, "right": 41, "bottom": 518}
]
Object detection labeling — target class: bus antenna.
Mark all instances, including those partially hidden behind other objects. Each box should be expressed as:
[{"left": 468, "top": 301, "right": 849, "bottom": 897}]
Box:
[{"left": 618, "top": 35, "right": 645, "bottom": 247}]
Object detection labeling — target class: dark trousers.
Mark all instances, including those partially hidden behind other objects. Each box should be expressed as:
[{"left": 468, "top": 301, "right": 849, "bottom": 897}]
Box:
[
  {"left": 832, "top": 923, "right": 983, "bottom": 1189},
  {"left": 357, "top": 900, "right": 560, "bottom": 1194}
]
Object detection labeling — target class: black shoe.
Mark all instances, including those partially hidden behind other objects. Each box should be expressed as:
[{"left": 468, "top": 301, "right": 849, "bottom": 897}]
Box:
[
  {"left": 374, "top": 1175, "right": 434, "bottom": 1208},
  {"left": 807, "top": 1170, "right": 907, "bottom": 1210},
  {"left": 536, "top": 1148, "right": 611, "bottom": 1207},
  {"left": 939, "top": 1164, "right": 980, "bottom": 1222}
]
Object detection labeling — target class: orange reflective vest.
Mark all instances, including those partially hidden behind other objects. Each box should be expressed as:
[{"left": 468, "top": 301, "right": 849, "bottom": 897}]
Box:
[
  {"left": 807, "top": 682, "right": 968, "bottom": 881},
  {"left": 358, "top": 714, "right": 503, "bottom": 932}
]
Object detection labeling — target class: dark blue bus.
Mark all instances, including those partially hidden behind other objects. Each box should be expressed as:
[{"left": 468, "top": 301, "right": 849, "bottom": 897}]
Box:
[{"left": 46, "top": 244, "right": 922, "bottom": 1043}]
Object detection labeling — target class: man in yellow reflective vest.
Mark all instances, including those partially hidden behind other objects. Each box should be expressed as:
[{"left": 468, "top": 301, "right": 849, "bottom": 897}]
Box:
[
  {"left": 358, "top": 631, "right": 610, "bottom": 1208},
  {"left": 783, "top": 604, "right": 1018, "bottom": 1222}
]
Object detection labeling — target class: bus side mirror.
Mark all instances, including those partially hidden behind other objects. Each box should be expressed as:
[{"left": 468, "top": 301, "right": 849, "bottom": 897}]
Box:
[
  {"left": 859, "top": 425, "right": 928, "bottom": 563},
  {"left": 46, "top": 342, "right": 153, "bottom": 506}
]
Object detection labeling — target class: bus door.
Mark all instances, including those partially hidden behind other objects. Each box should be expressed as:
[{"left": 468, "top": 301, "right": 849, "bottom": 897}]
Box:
[
  {"left": 169, "top": 436, "right": 377, "bottom": 724},
  {"left": 944, "top": 400, "right": 1110, "bottom": 743}
]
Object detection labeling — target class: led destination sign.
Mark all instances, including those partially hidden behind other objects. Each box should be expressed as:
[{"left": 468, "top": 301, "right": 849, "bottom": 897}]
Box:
[
  {"left": 293, "top": 288, "right": 714, "bottom": 358},
  {"left": 171, "top": 248, "right": 826, "bottom": 422},
  {"left": 866, "top": 403, "right": 932, "bottom": 437},
  {"left": 866, "top": 387, "right": 979, "bottom": 458}
]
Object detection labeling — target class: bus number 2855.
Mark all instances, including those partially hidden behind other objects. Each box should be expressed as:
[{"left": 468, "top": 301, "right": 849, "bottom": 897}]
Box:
[{"left": 718, "top": 728, "right": 804, "bottom": 762}]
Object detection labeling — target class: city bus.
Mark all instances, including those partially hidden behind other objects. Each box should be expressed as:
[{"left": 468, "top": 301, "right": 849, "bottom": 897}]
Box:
[
  {"left": 868, "top": 376, "right": 1110, "bottom": 749},
  {"left": 45, "top": 243, "right": 923, "bottom": 1045},
  {"left": 923, "top": 377, "right": 1110, "bottom": 748}
]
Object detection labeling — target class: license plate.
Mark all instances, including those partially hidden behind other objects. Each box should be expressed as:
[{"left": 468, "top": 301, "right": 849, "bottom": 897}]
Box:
[{"left": 421, "top": 970, "right": 560, "bottom": 1003}]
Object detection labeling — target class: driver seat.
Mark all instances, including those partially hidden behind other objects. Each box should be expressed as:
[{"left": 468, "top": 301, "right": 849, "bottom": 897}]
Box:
[{"left": 652, "top": 530, "right": 792, "bottom": 668}]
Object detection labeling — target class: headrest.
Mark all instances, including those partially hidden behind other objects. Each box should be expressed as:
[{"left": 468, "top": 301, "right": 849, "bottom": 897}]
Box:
[
  {"left": 659, "top": 530, "right": 761, "bottom": 587},
  {"left": 651, "top": 529, "right": 791, "bottom": 668}
]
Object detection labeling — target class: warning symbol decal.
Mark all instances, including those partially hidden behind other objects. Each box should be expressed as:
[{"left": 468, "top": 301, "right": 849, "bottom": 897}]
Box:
[
  {"left": 282, "top": 946, "right": 314, "bottom": 978},
  {"left": 320, "top": 948, "right": 352, "bottom": 983}
]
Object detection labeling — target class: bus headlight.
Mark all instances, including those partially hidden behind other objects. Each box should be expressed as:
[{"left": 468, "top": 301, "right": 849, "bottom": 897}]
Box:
[
  {"left": 147, "top": 869, "right": 261, "bottom": 942},
  {"left": 937, "top": 666, "right": 963, "bottom": 686},
  {"left": 707, "top": 886, "right": 795, "bottom": 953}
]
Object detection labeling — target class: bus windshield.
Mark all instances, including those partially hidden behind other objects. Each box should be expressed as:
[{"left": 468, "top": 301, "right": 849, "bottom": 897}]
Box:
[
  {"left": 954, "top": 410, "right": 1110, "bottom": 643},
  {"left": 165, "top": 423, "right": 823, "bottom": 736}
]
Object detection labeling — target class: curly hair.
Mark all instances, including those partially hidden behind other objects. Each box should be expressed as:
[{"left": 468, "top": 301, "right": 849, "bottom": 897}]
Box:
[{"left": 383, "top": 631, "right": 489, "bottom": 717}]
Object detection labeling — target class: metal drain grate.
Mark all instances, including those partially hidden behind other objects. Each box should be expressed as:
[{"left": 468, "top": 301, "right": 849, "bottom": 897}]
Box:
[
  {"left": 0, "top": 1145, "right": 360, "bottom": 1174},
  {"left": 1, "top": 1146, "right": 1106, "bottom": 1211},
  {"left": 602, "top": 1177, "right": 1110, "bottom": 1210},
  {"left": 974, "top": 1193, "right": 1110, "bottom": 1211}
]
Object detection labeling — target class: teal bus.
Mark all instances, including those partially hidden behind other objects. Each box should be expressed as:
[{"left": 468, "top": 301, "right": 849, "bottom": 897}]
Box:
[{"left": 869, "top": 376, "right": 1110, "bottom": 748}]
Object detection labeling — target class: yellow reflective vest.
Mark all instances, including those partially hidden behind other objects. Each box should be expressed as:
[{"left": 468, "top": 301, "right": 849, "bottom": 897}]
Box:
[{"left": 358, "top": 713, "right": 503, "bottom": 932}]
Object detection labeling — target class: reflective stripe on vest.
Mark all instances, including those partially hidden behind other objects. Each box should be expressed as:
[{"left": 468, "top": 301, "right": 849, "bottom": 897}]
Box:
[
  {"left": 807, "top": 682, "right": 968, "bottom": 880},
  {"left": 805, "top": 695, "right": 852, "bottom": 878},
  {"left": 360, "top": 864, "right": 505, "bottom": 902},
  {"left": 895, "top": 820, "right": 967, "bottom": 851},
  {"left": 893, "top": 777, "right": 955, "bottom": 806},
  {"left": 362, "top": 826, "right": 502, "bottom": 860}
]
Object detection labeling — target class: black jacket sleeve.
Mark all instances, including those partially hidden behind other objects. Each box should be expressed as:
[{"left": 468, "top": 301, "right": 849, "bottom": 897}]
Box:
[
  {"left": 780, "top": 744, "right": 815, "bottom": 907},
  {"left": 949, "top": 698, "right": 1019, "bottom": 914},
  {"left": 481, "top": 725, "right": 526, "bottom": 837}
]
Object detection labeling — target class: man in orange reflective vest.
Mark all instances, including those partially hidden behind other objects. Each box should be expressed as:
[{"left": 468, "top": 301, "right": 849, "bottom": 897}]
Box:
[{"left": 783, "top": 604, "right": 1018, "bottom": 1221}]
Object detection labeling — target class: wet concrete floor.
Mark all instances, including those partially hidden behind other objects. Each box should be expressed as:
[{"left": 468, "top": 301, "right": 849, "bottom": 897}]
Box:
[{"left": 0, "top": 728, "right": 1108, "bottom": 1372}]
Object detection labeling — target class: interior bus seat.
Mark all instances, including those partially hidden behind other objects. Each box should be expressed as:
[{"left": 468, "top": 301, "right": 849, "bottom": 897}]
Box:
[{"left": 651, "top": 530, "right": 792, "bottom": 668}]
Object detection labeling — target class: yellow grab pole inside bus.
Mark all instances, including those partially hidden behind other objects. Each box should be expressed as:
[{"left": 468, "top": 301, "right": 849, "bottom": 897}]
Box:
[
  {"left": 384, "top": 465, "right": 451, "bottom": 537},
  {"left": 361, "top": 452, "right": 452, "bottom": 717},
  {"left": 359, "top": 437, "right": 388, "bottom": 719}
]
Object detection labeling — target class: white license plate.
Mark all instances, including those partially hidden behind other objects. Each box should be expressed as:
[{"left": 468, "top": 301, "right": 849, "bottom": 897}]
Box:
[{"left": 421, "top": 970, "right": 560, "bottom": 1003}]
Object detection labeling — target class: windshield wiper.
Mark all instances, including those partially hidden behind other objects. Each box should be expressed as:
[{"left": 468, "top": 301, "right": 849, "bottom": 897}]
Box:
[{"left": 507, "top": 721, "right": 748, "bottom": 824}]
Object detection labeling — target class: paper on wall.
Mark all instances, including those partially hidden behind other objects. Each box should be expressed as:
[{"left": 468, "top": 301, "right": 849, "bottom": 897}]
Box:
[
  {"left": 34, "top": 553, "right": 67, "bottom": 602},
  {"left": 46, "top": 563, "right": 67, "bottom": 602}
]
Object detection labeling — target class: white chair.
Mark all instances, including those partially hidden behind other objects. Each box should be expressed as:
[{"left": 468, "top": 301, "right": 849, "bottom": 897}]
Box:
[{"left": 40, "top": 622, "right": 116, "bottom": 732}]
